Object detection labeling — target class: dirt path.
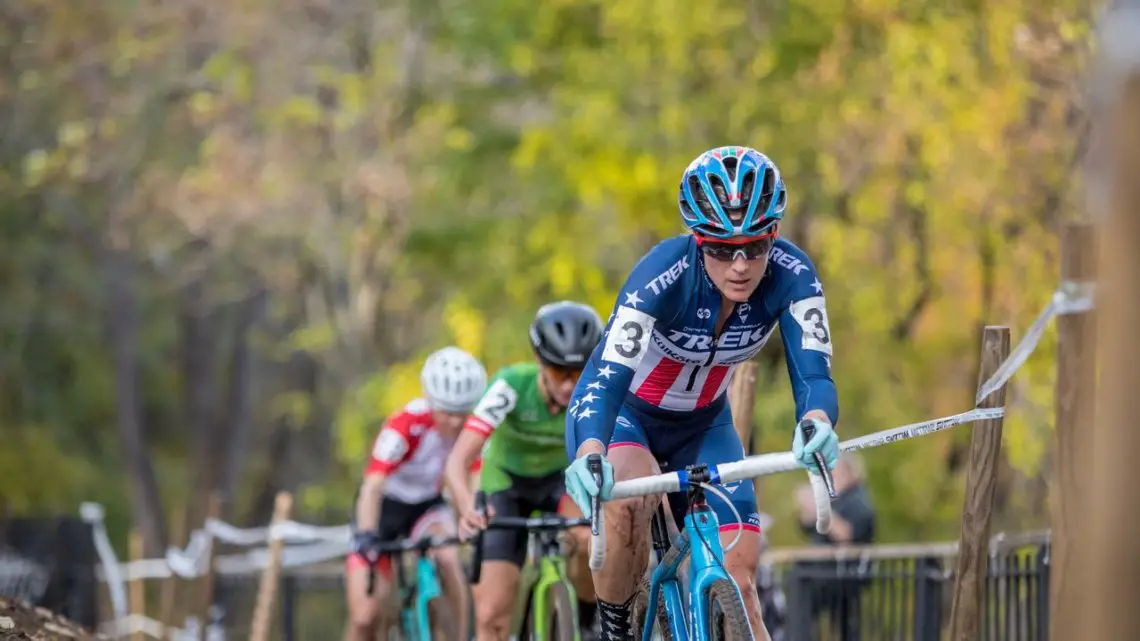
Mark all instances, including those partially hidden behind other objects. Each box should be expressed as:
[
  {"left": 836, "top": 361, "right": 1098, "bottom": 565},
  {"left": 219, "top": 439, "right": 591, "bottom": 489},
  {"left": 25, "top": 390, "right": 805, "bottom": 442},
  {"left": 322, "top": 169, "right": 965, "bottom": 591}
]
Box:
[{"left": 0, "top": 597, "right": 108, "bottom": 640}]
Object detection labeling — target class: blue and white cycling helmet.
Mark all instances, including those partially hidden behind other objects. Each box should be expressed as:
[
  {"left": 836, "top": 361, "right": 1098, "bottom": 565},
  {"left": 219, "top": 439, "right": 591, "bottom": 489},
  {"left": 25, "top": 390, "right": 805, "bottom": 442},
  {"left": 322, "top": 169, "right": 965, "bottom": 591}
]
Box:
[{"left": 678, "top": 146, "right": 787, "bottom": 240}]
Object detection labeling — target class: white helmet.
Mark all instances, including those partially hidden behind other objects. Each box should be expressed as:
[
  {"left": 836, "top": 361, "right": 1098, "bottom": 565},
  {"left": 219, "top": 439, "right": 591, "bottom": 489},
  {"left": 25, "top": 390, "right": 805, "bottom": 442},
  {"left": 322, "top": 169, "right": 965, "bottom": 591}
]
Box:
[{"left": 420, "top": 346, "right": 488, "bottom": 412}]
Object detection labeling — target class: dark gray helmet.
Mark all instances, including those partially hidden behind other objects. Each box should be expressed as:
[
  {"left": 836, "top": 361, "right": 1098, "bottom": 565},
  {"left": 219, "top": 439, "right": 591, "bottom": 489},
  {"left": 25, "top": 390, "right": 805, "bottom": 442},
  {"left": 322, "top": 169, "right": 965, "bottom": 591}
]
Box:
[{"left": 529, "top": 301, "right": 604, "bottom": 367}]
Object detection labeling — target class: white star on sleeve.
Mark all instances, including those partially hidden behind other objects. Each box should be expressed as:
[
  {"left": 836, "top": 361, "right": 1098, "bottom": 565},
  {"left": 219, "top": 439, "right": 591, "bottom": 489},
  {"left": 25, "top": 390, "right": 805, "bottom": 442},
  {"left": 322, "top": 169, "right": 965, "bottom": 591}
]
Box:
[
  {"left": 586, "top": 381, "right": 603, "bottom": 390},
  {"left": 597, "top": 365, "right": 616, "bottom": 379},
  {"left": 624, "top": 291, "right": 644, "bottom": 307},
  {"left": 578, "top": 407, "right": 596, "bottom": 420},
  {"left": 811, "top": 278, "right": 824, "bottom": 294},
  {"left": 581, "top": 392, "right": 598, "bottom": 404}
]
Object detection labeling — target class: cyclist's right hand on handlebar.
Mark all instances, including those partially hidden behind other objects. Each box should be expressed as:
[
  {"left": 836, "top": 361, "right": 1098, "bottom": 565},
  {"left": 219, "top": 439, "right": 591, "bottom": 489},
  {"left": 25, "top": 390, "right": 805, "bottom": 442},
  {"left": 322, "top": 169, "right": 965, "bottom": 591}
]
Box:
[
  {"left": 458, "top": 500, "right": 493, "bottom": 540},
  {"left": 351, "top": 529, "right": 383, "bottom": 564},
  {"left": 565, "top": 450, "right": 614, "bottom": 519}
]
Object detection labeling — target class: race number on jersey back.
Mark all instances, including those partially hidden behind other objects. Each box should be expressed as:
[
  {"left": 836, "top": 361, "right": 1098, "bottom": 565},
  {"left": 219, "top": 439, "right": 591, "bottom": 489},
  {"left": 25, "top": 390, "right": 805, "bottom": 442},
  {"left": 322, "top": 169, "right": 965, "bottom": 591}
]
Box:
[{"left": 464, "top": 363, "right": 571, "bottom": 494}]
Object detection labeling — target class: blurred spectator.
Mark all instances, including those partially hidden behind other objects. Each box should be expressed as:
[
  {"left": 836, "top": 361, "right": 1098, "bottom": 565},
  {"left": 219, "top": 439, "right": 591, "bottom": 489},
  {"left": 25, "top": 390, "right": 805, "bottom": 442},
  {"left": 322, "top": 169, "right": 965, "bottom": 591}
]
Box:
[
  {"left": 793, "top": 452, "right": 876, "bottom": 641},
  {"left": 753, "top": 512, "right": 790, "bottom": 640}
]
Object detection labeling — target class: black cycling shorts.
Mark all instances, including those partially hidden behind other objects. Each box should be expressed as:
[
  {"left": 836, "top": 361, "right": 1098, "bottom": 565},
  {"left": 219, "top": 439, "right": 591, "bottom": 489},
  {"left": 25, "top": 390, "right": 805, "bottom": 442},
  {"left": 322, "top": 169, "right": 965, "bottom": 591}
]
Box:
[
  {"left": 481, "top": 470, "right": 565, "bottom": 568},
  {"left": 348, "top": 494, "right": 449, "bottom": 576},
  {"left": 349, "top": 494, "right": 447, "bottom": 542}
]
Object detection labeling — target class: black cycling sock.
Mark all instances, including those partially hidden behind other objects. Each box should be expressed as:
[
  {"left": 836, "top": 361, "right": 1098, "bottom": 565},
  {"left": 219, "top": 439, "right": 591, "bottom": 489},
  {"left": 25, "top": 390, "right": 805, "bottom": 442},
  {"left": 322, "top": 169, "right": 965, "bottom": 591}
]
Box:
[
  {"left": 596, "top": 595, "right": 634, "bottom": 641},
  {"left": 577, "top": 598, "right": 598, "bottom": 629}
]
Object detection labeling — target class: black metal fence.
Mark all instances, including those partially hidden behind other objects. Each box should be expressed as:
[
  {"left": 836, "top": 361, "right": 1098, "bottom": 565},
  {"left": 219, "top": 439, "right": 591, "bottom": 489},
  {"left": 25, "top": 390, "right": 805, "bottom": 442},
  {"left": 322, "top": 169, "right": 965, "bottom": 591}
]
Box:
[
  {"left": 211, "top": 570, "right": 347, "bottom": 640},
  {"left": 205, "top": 539, "right": 1049, "bottom": 640},
  {"left": 0, "top": 516, "right": 98, "bottom": 629},
  {"left": 768, "top": 543, "right": 1050, "bottom": 641}
]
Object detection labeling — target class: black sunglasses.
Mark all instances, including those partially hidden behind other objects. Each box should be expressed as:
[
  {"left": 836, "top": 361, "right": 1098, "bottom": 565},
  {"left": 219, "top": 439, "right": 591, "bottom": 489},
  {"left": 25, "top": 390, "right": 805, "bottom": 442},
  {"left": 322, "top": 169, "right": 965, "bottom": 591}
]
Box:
[{"left": 698, "top": 235, "right": 776, "bottom": 261}]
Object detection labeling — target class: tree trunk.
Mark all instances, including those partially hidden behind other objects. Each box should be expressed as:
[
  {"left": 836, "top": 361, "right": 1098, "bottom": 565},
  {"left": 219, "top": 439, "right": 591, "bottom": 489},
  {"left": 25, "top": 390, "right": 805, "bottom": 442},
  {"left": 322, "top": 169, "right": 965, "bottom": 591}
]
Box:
[
  {"left": 105, "top": 243, "right": 166, "bottom": 555},
  {"left": 180, "top": 273, "right": 219, "bottom": 531},
  {"left": 245, "top": 350, "right": 318, "bottom": 526},
  {"left": 220, "top": 285, "right": 267, "bottom": 516}
]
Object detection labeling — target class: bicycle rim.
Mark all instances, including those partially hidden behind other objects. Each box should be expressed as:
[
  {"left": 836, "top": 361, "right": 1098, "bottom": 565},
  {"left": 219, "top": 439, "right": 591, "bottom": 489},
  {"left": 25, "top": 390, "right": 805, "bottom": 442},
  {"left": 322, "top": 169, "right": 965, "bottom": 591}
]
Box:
[{"left": 705, "top": 579, "right": 751, "bottom": 641}]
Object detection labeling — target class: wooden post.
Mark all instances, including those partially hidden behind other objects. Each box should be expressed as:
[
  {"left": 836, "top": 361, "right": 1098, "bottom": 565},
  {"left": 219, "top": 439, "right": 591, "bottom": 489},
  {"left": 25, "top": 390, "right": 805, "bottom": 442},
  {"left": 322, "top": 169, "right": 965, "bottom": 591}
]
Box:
[
  {"left": 947, "top": 326, "right": 1011, "bottom": 641},
  {"left": 159, "top": 506, "right": 186, "bottom": 633},
  {"left": 1083, "top": 73, "right": 1140, "bottom": 640},
  {"left": 195, "top": 493, "right": 223, "bottom": 641},
  {"left": 1048, "top": 222, "right": 1097, "bottom": 641},
  {"left": 128, "top": 528, "right": 146, "bottom": 641},
  {"left": 249, "top": 491, "right": 293, "bottom": 641},
  {"left": 729, "top": 361, "right": 761, "bottom": 500}
]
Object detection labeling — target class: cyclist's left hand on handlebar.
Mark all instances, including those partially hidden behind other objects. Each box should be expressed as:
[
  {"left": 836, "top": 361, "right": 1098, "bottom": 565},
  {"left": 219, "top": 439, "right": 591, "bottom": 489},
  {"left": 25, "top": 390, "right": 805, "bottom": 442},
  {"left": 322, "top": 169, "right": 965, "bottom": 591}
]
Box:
[
  {"left": 793, "top": 416, "right": 839, "bottom": 472},
  {"left": 564, "top": 452, "right": 614, "bottom": 519}
]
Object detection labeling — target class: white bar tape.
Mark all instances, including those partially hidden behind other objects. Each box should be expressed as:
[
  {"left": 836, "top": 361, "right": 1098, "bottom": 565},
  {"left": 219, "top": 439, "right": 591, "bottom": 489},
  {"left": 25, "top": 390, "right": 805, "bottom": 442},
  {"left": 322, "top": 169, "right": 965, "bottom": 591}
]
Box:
[
  {"left": 588, "top": 509, "right": 606, "bottom": 572},
  {"left": 608, "top": 471, "right": 682, "bottom": 501},
  {"left": 809, "top": 472, "right": 832, "bottom": 535}
]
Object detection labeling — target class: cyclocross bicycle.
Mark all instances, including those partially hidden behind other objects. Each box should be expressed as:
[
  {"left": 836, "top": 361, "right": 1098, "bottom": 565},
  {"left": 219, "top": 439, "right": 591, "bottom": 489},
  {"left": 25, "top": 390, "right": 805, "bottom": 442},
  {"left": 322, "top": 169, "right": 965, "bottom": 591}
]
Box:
[
  {"left": 468, "top": 491, "right": 591, "bottom": 641},
  {"left": 368, "top": 533, "right": 463, "bottom": 641},
  {"left": 588, "top": 419, "right": 836, "bottom": 641}
]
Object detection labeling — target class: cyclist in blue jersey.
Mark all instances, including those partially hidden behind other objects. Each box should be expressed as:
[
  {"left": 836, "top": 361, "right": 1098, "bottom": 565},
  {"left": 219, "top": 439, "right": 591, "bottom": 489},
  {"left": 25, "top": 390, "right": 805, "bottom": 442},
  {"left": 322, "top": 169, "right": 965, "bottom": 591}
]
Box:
[{"left": 562, "top": 146, "right": 841, "bottom": 641}]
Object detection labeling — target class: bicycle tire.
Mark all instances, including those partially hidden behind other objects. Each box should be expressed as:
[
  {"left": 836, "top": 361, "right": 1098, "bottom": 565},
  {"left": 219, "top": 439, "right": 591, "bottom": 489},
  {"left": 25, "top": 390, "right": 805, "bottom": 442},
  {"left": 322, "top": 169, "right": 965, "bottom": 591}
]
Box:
[
  {"left": 705, "top": 578, "right": 751, "bottom": 641},
  {"left": 532, "top": 582, "right": 579, "bottom": 641},
  {"left": 427, "top": 595, "right": 455, "bottom": 641},
  {"left": 631, "top": 578, "right": 672, "bottom": 641}
]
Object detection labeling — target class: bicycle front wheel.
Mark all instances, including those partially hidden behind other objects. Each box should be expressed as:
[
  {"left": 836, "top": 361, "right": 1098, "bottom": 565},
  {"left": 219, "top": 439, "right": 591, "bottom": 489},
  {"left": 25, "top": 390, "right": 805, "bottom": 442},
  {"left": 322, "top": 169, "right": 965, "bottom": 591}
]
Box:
[
  {"left": 532, "top": 582, "right": 579, "bottom": 641},
  {"left": 705, "top": 579, "right": 751, "bottom": 641},
  {"left": 631, "top": 578, "right": 672, "bottom": 641}
]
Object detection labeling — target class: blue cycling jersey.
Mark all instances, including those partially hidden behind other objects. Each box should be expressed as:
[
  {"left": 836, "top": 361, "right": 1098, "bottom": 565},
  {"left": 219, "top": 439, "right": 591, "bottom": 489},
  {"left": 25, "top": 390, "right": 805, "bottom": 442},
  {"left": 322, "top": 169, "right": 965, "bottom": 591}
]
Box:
[{"left": 566, "top": 234, "right": 839, "bottom": 454}]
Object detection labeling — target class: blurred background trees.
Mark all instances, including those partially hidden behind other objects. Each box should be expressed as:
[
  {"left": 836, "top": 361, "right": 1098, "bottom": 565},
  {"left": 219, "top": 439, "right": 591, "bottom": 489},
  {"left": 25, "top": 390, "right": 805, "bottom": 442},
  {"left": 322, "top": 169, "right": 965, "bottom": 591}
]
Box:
[{"left": 0, "top": 0, "right": 1094, "bottom": 553}]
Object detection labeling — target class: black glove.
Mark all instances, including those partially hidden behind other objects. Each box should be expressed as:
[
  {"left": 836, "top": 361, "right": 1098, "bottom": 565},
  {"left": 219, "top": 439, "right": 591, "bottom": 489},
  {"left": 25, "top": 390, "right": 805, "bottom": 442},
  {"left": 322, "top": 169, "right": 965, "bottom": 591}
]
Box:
[{"left": 351, "top": 530, "right": 384, "bottom": 564}]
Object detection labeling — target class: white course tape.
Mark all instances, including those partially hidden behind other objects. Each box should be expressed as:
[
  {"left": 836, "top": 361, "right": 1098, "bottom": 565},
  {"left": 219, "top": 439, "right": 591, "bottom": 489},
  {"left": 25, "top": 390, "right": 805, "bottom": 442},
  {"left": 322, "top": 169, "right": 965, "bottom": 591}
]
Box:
[
  {"left": 1100, "top": 3, "right": 1140, "bottom": 71},
  {"left": 109, "top": 538, "right": 352, "bottom": 581},
  {"left": 839, "top": 407, "right": 1006, "bottom": 452},
  {"left": 975, "top": 282, "right": 1094, "bottom": 405},
  {"left": 80, "top": 502, "right": 128, "bottom": 620},
  {"left": 99, "top": 614, "right": 185, "bottom": 640}
]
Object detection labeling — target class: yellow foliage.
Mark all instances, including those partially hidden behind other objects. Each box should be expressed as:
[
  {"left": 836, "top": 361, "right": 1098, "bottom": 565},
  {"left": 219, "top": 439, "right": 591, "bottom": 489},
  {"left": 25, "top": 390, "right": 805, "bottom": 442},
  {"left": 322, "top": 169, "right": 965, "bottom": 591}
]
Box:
[{"left": 444, "top": 295, "right": 487, "bottom": 356}]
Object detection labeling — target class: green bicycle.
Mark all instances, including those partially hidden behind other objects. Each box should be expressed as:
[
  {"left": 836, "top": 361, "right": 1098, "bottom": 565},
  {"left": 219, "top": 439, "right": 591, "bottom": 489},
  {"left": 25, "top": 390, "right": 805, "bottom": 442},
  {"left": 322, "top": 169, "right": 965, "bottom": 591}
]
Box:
[{"left": 468, "top": 491, "right": 590, "bottom": 641}]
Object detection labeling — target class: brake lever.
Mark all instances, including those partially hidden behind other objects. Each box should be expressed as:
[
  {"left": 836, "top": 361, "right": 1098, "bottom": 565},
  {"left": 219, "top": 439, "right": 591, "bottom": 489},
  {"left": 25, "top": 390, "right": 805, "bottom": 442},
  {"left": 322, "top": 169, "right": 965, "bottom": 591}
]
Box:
[
  {"left": 799, "top": 419, "right": 838, "bottom": 499},
  {"left": 586, "top": 454, "right": 603, "bottom": 536},
  {"left": 468, "top": 491, "right": 487, "bottom": 584}
]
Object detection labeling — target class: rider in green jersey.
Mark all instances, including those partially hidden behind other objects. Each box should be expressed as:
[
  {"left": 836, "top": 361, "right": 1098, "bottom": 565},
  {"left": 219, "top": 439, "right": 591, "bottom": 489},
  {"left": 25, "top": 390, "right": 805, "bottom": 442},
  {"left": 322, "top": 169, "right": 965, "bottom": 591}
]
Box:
[{"left": 444, "top": 301, "right": 604, "bottom": 641}]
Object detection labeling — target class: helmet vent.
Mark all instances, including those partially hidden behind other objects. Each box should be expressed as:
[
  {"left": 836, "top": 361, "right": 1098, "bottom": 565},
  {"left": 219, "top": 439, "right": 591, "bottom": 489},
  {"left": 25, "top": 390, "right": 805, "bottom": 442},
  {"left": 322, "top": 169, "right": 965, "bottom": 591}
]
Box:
[{"left": 722, "top": 156, "right": 739, "bottom": 182}]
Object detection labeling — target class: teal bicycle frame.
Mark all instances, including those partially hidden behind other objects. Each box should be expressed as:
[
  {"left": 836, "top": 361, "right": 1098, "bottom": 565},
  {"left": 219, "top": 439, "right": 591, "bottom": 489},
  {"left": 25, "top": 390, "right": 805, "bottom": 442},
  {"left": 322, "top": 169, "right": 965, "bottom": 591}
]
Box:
[
  {"left": 372, "top": 534, "right": 461, "bottom": 641},
  {"left": 637, "top": 472, "right": 748, "bottom": 641},
  {"left": 587, "top": 433, "right": 835, "bottom": 641}
]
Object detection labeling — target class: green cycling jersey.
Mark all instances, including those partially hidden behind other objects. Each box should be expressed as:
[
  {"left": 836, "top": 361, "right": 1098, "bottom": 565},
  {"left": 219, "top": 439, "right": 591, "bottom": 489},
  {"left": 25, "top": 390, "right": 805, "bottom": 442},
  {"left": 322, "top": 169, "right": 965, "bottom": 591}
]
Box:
[{"left": 463, "top": 362, "right": 568, "bottom": 494}]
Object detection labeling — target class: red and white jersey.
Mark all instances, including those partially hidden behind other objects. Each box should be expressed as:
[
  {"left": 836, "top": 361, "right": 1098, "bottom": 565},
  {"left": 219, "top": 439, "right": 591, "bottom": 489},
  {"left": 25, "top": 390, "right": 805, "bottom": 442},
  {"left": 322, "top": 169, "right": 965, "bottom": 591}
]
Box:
[
  {"left": 366, "top": 398, "right": 452, "bottom": 504},
  {"left": 365, "top": 398, "right": 482, "bottom": 504}
]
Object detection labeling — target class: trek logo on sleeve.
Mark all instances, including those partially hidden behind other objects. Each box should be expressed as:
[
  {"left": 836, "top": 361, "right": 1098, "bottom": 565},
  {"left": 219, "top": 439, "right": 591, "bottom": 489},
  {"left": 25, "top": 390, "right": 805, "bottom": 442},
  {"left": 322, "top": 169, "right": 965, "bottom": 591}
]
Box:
[
  {"left": 601, "top": 305, "right": 655, "bottom": 369},
  {"left": 644, "top": 255, "right": 690, "bottom": 295},
  {"left": 769, "top": 246, "right": 809, "bottom": 276}
]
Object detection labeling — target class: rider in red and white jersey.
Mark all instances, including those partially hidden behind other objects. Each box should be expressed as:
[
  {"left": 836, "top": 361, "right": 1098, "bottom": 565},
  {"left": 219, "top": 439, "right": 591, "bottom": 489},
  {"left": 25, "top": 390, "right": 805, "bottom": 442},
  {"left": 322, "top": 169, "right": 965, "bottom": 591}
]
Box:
[{"left": 344, "top": 346, "right": 487, "bottom": 641}]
